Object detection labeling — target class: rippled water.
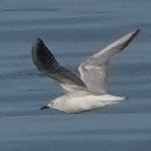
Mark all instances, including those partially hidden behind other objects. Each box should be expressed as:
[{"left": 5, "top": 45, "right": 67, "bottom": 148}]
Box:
[{"left": 0, "top": 0, "right": 151, "bottom": 151}]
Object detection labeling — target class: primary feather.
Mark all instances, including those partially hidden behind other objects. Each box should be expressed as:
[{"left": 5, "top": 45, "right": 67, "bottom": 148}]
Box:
[{"left": 32, "top": 38, "right": 86, "bottom": 93}]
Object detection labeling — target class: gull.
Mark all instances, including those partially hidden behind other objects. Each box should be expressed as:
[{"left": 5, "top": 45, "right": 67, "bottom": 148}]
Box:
[{"left": 32, "top": 29, "right": 140, "bottom": 113}]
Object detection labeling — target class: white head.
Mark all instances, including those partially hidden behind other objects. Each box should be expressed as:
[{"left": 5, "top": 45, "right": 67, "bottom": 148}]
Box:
[
  {"left": 47, "top": 100, "right": 59, "bottom": 109},
  {"left": 40, "top": 99, "right": 62, "bottom": 111},
  {"left": 40, "top": 95, "right": 76, "bottom": 113}
]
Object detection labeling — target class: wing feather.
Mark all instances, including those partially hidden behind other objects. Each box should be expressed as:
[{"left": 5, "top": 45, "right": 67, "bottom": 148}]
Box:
[
  {"left": 32, "top": 38, "right": 86, "bottom": 92},
  {"left": 78, "top": 29, "right": 140, "bottom": 94}
]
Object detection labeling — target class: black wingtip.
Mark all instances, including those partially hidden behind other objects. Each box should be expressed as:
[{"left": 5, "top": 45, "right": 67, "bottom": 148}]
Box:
[
  {"left": 40, "top": 105, "right": 49, "bottom": 110},
  {"left": 35, "top": 37, "right": 45, "bottom": 47},
  {"left": 32, "top": 37, "right": 45, "bottom": 51},
  {"left": 129, "top": 29, "right": 140, "bottom": 42},
  {"left": 36, "top": 37, "right": 43, "bottom": 42},
  {"left": 134, "top": 29, "right": 140, "bottom": 36}
]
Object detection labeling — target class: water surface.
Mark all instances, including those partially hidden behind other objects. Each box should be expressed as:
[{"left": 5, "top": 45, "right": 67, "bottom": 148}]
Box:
[{"left": 0, "top": 0, "right": 151, "bottom": 151}]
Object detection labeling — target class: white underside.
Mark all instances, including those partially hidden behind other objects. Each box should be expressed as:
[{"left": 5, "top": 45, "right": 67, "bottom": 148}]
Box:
[{"left": 47, "top": 92, "right": 125, "bottom": 113}]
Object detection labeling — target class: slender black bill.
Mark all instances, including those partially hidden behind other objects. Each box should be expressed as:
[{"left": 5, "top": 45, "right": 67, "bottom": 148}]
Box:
[{"left": 40, "top": 105, "right": 49, "bottom": 110}]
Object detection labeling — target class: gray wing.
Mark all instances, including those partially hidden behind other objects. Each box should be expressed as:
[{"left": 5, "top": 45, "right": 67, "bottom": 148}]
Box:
[
  {"left": 32, "top": 38, "right": 86, "bottom": 93},
  {"left": 78, "top": 29, "right": 140, "bottom": 94}
]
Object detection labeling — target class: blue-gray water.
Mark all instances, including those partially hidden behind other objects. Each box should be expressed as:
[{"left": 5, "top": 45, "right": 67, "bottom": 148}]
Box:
[{"left": 0, "top": 0, "right": 151, "bottom": 151}]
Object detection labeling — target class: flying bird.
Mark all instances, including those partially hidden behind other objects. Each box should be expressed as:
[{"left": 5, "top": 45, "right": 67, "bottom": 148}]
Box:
[{"left": 32, "top": 29, "right": 140, "bottom": 113}]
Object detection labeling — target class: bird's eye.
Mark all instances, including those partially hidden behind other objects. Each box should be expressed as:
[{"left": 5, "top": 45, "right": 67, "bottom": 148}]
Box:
[{"left": 51, "top": 102, "right": 54, "bottom": 105}]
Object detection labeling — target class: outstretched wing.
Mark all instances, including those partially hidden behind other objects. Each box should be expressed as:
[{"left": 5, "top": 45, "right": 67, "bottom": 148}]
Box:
[
  {"left": 32, "top": 38, "right": 86, "bottom": 92},
  {"left": 78, "top": 29, "right": 140, "bottom": 94}
]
